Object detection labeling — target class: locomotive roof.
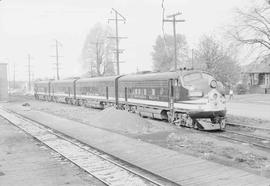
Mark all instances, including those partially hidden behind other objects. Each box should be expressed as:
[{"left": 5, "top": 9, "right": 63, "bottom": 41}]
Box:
[
  {"left": 119, "top": 71, "right": 178, "bottom": 82},
  {"left": 51, "top": 79, "right": 76, "bottom": 85},
  {"left": 119, "top": 70, "right": 203, "bottom": 82},
  {"left": 77, "top": 75, "right": 120, "bottom": 83},
  {"left": 34, "top": 80, "right": 51, "bottom": 85}
]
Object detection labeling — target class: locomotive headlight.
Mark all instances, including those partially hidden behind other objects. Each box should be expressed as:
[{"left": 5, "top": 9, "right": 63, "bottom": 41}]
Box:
[{"left": 210, "top": 80, "right": 217, "bottom": 88}]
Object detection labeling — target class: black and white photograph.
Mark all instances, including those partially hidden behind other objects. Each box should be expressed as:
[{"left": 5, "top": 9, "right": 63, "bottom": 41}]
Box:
[{"left": 1, "top": 0, "right": 270, "bottom": 185}]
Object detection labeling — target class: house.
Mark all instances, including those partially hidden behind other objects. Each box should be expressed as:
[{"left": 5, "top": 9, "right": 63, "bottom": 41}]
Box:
[{"left": 244, "top": 61, "right": 270, "bottom": 94}]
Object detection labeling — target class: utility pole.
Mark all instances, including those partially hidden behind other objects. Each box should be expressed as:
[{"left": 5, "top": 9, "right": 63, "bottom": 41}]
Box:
[
  {"left": 27, "top": 54, "right": 32, "bottom": 91},
  {"left": 13, "top": 63, "right": 15, "bottom": 89},
  {"left": 191, "top": 49, "right": 194, "bottom": 69},
  {"left": 51, "top": 39, "right": 62, "bottom": 80},
  {"left": 163, "top": 12, "right": 185, "bottom": 70},
  {"left": 108, "top": 8, "right": 127, "bottom": 75}
]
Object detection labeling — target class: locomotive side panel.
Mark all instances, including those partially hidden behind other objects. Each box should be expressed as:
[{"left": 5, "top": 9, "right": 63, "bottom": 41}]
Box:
[
  {"left": 117, "top": 72, "right": 180, "bottom": 120},
  {"left": 51, "top": 80, "right": 75, "bottom": 103},
  {"left": 118, "top": 80, "right": 170, "bottom": 102},
  {"left": 76, "top": 76, "right": 118, "bottom": 108}
]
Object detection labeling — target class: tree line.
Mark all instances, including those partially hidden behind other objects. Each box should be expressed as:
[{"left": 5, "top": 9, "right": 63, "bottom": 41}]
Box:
[{"left": 81, "top": 0, "right": 270, "bottom": 88}]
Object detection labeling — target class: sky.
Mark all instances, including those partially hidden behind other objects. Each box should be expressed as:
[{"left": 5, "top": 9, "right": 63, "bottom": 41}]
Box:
[{"left": 0, "top": 0, "right": 251, "bottom": 81}]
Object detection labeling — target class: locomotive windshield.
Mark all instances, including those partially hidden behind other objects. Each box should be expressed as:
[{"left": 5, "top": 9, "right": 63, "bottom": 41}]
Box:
[
  {"left": 183, "top": 73, "right": 202, "bottom": 85},
  {"left": 183, "top": 72, "right": 214, "bottom": 86}
]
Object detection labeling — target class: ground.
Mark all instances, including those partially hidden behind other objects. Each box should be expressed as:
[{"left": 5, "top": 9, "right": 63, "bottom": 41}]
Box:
[
  {"left": 0, "top": 117, "right": 105, "bottom": 186},
  {"left": 3, "top": 94, "right": 270, "bottom": 178},
  {"left": 226, "top": 94, "right": 270, "bottom": 128}
]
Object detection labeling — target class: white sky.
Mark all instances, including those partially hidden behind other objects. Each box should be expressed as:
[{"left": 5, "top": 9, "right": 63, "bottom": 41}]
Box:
[{"left": 0, "top": 0, "right": 251, "bottom": 81}]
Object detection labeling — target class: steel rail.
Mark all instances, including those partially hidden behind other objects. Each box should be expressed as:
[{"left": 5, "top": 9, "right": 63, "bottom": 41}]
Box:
[
  {"left": 225, "top": 130, "right": 270, "bottom": 141},
  {"left": 226, "top": 122, "right": 270, "bottom": 132},
  {"left": 218, "top": 134, "right": 270, "bottom": 151},
  {"left": 215, "top": 130, "right": 270, "bottom": 151}
]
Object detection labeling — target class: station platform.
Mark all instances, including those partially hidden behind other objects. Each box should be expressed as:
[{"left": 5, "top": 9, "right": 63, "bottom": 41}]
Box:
[{"left": 1, "top": 105, "right": 270, "bottom": 186}]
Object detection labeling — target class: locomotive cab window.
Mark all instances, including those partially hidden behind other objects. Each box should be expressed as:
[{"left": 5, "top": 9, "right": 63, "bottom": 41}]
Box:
[
  {"left": 202, "top": 73, "right": 214, "bottom": 83},
  {"left": 183, "top": 73, "right": 202, "bottom": 85}
]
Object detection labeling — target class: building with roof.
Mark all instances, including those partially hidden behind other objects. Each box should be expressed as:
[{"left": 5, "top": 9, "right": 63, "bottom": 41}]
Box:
[{"left": 244, "top": 61, "right": 270, "bottom": 94}]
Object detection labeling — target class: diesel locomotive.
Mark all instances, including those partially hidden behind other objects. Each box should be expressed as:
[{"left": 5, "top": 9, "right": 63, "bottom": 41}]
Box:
[{"left": 34, "top": 70, "right": 226, "bottom": 130}]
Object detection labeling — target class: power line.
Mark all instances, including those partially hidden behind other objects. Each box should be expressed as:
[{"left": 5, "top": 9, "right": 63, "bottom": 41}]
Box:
[
  {"left": 163, "top": 12, "right": 185, "bottom": 70},
  {"left": 108, "top": 8, "right": 127, "bottom": 75}
]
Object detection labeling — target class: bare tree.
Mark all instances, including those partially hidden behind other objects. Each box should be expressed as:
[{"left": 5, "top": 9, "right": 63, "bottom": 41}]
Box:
[
  {"left": 151, "top": 34, "right": 189, "bottom": 72},
  {"left": 230, "top": 1, "right": 270, "bottom": 62},
  {"left": 194, "top": 36, "right": 240, "bottom": 86},
  {"left": 81, "top": 23, "right": 115, "bottom": 77}
]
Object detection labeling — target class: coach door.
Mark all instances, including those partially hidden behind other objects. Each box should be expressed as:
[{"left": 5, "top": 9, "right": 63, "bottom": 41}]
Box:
[
  {"left": 168, "top": 79, "right": 175, "bottom": 103},
  {"left": 124, "top": 87, "right": 128, "bottom": 101},
  {"left": 168, "top": 79, "right": 175, "bottom": 122},
  {"left": 169, "top": 79, "right": 177, "bottom": 99}
]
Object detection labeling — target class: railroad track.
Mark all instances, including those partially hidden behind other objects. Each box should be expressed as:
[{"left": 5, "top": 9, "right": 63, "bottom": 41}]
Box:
[
  {"left": 0, "top": 107, "right": 178, "bottom": 186},
  {"left": 226, "top": 122, "right": 270, "bottom": 132},
  {"left": 215, "top": 122, "right": 270, "bottom": 151}
]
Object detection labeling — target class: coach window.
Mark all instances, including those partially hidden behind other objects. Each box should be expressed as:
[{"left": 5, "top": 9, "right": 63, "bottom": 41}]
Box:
[
  {"left": 160, "top": 88, "right": 164, "bottom": 95},
  {"left": 143, "top": 89, "right": 147, "bottom": 95},
  {"left": 151, "top": 89, "right": 155, "bottom": 96},
  {"left": 160, "top": 88, "right": 168, "bottom": 96}
]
